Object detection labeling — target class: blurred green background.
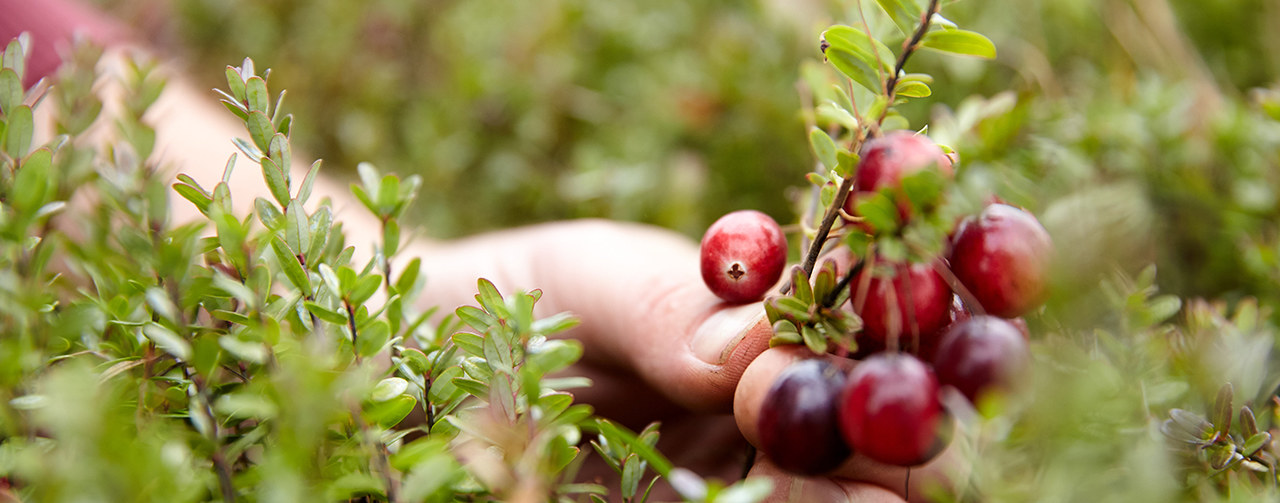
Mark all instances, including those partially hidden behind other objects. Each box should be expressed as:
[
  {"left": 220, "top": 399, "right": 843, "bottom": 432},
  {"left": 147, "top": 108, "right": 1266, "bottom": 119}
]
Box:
[{"left": 91, "top": 0, "right": 1280, "bottom": 306}]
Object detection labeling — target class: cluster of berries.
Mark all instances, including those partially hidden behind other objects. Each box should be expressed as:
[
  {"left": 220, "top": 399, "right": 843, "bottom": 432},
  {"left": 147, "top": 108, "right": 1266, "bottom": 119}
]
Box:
[{"left": 699, "top": 131, "right": 1052, "bottom": 474}]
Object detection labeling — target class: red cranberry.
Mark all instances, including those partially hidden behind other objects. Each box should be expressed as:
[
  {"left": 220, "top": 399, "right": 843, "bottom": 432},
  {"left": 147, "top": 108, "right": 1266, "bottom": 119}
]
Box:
[
  {"left": 841, "top": 131, "right": 952, "bottom": 231},
  {"left": 948, "top": 203, "right": 1053, "bottom": 318},
  {"left": 851, "top": 261, "right": 953, "bottom": 347},
  {"left": 699, "top": 210, "right": 788, "bottom": 303},
  {"left": 839, "top": 353, "right": 944, "bottom": 466},
  {"left": 933, "top": 315, "right": 1030, "bottom": 405},
  {"left": 757, "top": 359, "right": 852, "bottom": 475}
]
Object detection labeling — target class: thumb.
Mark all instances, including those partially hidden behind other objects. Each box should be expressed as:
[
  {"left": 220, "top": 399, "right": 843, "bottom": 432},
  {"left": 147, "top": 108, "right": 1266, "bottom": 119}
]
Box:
[{"left": 416, "top": 219, "right": 777, "bottom": 411}]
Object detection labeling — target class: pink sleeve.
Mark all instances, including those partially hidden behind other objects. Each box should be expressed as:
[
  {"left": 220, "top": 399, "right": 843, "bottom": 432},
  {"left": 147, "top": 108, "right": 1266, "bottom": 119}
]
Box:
[{"left": 0, "top": 0, "right": 129, "bottom": 86}]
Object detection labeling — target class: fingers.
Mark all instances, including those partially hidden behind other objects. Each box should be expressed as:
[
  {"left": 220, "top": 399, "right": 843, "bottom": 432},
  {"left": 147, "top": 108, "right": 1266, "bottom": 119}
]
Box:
[
  {"left": 749, "top": 460, "right": 906, "bottom": 503},
  {"left": 734, "top": 346, "right": 970, "bottom": 502},
  {"left": 415, "top": 219, "right": 776, "bottom": 412}
]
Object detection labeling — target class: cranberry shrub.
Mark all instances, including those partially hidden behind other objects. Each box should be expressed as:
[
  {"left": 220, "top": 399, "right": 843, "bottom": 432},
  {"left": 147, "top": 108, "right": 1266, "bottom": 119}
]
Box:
[
  {"left": 4, "top": 0, "right": 1280, "bottom": 501},
  {"left": 0, "top": 41, "right": 771, "bottom": 502}
]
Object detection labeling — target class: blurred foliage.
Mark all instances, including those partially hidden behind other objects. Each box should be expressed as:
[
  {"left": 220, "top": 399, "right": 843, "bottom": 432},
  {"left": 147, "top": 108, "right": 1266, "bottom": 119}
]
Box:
[
  {"left": 93, "top": 0, "right": 816, "bottom": 238},
  {"left": 89, "top": 0, "right": 1280, "bottom": 308}
]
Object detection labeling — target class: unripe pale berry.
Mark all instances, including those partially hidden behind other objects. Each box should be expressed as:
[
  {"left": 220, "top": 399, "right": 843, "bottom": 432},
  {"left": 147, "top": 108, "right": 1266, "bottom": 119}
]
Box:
[
  {"left": 948, "top": 203, "right": 1053, "bottom": 318},
  {"left": 699, "top": 210, "right": 787, "bottom": 303}
]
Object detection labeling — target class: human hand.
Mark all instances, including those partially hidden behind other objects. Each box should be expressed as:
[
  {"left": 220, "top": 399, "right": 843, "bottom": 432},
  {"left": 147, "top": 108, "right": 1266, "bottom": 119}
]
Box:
[{"left": 411, "top": 220, "right": 967, "bottom": 502}]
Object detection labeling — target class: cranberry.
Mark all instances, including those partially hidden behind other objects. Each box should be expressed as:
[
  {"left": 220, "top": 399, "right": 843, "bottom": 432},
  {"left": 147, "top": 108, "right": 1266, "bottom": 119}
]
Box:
[
  {"left": 948, "top": 203, "right": 1053, "bottom": 318},
  {"left": 933, "top": 315, "right": 1030, "bottom": 405},
  {"left": 851, "top": 261, "right": 953, "bottom": 348},
  {"left": 699, "top": 210, "right": 788, "bottom": 303},
  {"left": 841, "top": 131, "right": 952, "bottom": 231},
  {"left": 839, "top": 353, "right": 944, "bottom": 466},
  {"left": 757, "top": 359, "right": 852, "bottom": 475}
]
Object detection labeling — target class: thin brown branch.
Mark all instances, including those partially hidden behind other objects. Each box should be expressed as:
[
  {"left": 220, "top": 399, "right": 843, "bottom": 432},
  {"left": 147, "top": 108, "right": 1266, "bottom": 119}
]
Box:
[{"left": 879, "top": 0, "right": 942, "bottom": 123}]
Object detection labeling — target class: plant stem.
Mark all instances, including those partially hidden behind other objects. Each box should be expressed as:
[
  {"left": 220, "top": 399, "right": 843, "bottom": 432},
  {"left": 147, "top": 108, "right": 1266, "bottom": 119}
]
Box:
[
  {"left": 796, "top": 0, "right": 941, "bottom": 289},
  {"left": 879, "top": 0, "right": 941, "bottom": 124},
  {"left": 345, "top": 301, "right": 362, "bottom": 365}
]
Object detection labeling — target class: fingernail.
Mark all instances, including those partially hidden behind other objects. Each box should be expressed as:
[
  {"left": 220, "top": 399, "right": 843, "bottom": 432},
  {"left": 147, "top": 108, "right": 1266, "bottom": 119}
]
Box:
[{"left": 692, "top": 304, "right": 767, "bottom": 365}]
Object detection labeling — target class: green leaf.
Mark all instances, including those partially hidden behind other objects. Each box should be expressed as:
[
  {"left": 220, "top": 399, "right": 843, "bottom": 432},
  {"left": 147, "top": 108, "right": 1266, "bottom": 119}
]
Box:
[
  {"left": 531, "top": 312, "right": 580, "bottom": 335},
  {"left": 268, "top": 133, "right": 291, "bottom": 175},
  {"left": 922, "top": 29, "right": 997, "bottom": 59},
  {"left": 145, "top": 287, "right": 180, "bottom": 324},
  {"left": 451, "top": 331, "right": 486, "bottom": 357},
  {"left": 395, "top": 257, "right": 422, "bottom": 295},
  {"left": 245, "top": 75, "right": 269, "bottom": 113},
  {"left": 595, "top": 420, "right": 674, "bottom": 477},
  {"left": 895, "top": 80, "right": 932, "bottom": 98},
  {"left": 371, "top": 377, "right": 409, "bottom": 402},
  {"left": 855, "top": 192, "right": 900, "bottom": 233},
  {"left": 219, "top": 336, "right": 268, "bottom": 364},
  {"left": 1241, "top": 405, "right": 1260, "bottom": 437},
  {"left": 364, "top": 394, "right": 415, "bottom": 428},
  {"left": 836, "top": 150, "right": 858, "bottom": 178},
  {"left": 474, "top": 278, "right": 507, "bottom": 318},
  {"left": 296, "top": 160, "right": 322, "bottom": 204},
  {"left": 260, "top": 156, "right": 290, "bottom": 207},
  {"left": 401, "top": 348, "right": 432, "bottom": 376},
  {"left": 143, "top": 323, "right": 191, "bottom": 361},
  {"left": 214, "top": 392, "right": 277, "bottom": 420},
  {"left": 174, "top": 183, "right": 213, "bottom": 216},
  {"left": 822, "top": 25, "right": 895, "bottom": 73},
  {"left": 224, "top": 66, "right": 247, "bottom": 102},
  {"left": 1243, "top": 432, "right": 1271, "bottom": 457},
  {"left": 13, "top": 147, "right": 52, "bottom": 212},
  {"left": 527, "top": 339, "right": 583, "bottom": 375},
  {"left": 900, "top": 169, "right": 946, "bottom": 212},
  {"left": 254, "top": 197, "right": 282, "bottom": 229},
  {"left": 2, "top": 37, "right": 26, "bottom": 79},
  {"left": 377, "top": 174, "right": 401, "bottom": 215},
  {"left": 875, "top": 0, "right": 918, "bottom": 35},
  {"left": 801, "top": 324, "right": 826, "bottom": 354},
  {"left": 247, "top": 110, "right": 274, "bottom": 154},
  {"left": 0, "top": 68, "right": 21, "bottom": 115},
  {"left": 1147, "top": 295, "right": 1182, "bottom": 323},
  {"left": 621, "top": 454, "right": 646, "bottom": 499},
  {"left": 347, "top": 273, "right": 383, "bottom": 306},
  {"left": 809, "top": 128, "right": 838, "bottom": 171},
  {"left": 4, "top": 104, "right": 33, "bottom": 159},
  {"left": 357, "top": 320, "right": 392, "bottom": 358},
  {"left": 212, "top": 271, "right": 257, "bottom": 309},
  {"left": 270, "top": 88, "right": 288, "bottom": 125},
  {"left": 270, "top": 237, "right": 312, "bottom": 296},
  {"left": 825, "top": 47, "right": 882, "bottom": 94},
  {"left": 451, "top": 377, "right": 489, "bottom": 399},
  {"left": 219, "top": 100, "right": 249, "bottom": 122},
  {"left": 1212, "top": 383, "right": 1233, "bottom": 435},
  {"left": 770, "top": 296, "right": 813, "bottom": 321},
  {"left": 304, "top": 301, "right": 347, "bottom": 324},
  {"left": 792, "top": 267, "right": 813, "bottom": 304},
  {"left": 285, "top": 199, "right": 311, "bottom": 260},
  {"left": 429, "top": 366, "right": 463, "bottom": 402},
  {"left": 384, "top": 218, "right": 401, "bottom": 256}
]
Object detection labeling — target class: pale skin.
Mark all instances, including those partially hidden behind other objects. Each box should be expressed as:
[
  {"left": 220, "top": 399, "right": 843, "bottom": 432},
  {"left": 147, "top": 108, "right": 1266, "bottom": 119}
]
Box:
[{"left": 8, "top": 1, "right": 969, "bottom": 500}]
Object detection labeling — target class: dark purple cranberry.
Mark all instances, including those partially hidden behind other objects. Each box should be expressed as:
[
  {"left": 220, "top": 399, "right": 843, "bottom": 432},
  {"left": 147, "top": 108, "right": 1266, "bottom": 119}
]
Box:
[
  {"left": 757, "top": 359, "right": 852, "bottom": 475},
  {"left": 933, "top": 315, "right": 1030, "bottom": 405}
]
